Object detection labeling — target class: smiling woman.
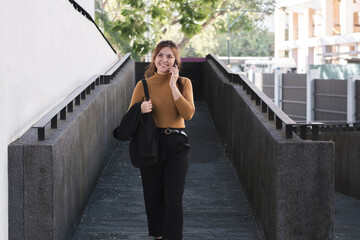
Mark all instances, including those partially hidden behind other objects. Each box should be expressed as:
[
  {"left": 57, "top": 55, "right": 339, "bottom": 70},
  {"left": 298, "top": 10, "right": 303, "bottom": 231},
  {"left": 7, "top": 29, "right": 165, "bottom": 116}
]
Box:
[
  {"left": 125, "top": 40, "right": 195, "bottom": 240},
  {"left": 145, "top": 40, "right": 181, "bottom": 77},
  {"left": 155, "top": 48, "right": 176, "bottom": 74}
]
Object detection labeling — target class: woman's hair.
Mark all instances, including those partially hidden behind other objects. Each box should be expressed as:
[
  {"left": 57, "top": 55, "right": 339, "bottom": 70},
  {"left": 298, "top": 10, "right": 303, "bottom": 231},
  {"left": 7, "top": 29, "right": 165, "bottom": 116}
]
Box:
[{"left": 144, "top": 40, "right": 184, "bottom": 93}]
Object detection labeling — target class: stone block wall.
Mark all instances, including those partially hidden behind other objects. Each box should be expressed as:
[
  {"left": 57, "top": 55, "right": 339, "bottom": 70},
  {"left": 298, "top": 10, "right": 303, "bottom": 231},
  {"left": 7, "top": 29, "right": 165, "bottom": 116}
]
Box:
[
  {"left": 203, "top": 59, "right": 335, "bottom": 240},
  {"left": 320, "top": 131, "right": 360, "bottom": 200},
  {"left": 8, "top": 60, "right": 135, "bottom": 240}
]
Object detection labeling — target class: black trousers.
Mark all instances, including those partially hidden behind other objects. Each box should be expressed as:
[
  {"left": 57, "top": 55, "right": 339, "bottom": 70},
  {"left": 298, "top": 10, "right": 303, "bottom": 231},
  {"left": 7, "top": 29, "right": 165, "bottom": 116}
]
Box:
[{"left": 140, "top": 130, "right": 190, "bottom": 240}]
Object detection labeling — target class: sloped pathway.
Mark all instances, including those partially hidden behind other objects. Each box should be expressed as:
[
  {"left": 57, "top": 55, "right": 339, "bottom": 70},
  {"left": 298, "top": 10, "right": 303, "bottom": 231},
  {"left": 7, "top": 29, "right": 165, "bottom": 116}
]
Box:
[
  {"left": 335, "top": 192, "right": 360, "bottom": 240},
  {"left": 73, "top": 101, "right": 262, "bottom": 239}
]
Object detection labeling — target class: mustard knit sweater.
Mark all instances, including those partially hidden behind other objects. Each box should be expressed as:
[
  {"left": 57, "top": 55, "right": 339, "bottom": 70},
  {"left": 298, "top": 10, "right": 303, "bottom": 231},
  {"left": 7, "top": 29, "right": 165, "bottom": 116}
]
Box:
[{"left": 129, "top": 73, "right": 195, "bottom": 128}]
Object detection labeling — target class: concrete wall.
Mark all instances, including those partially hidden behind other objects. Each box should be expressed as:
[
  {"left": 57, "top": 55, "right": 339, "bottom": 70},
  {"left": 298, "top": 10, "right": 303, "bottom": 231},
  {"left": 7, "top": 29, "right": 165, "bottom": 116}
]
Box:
[
  {"left": 319, "top": 132, "right": 360, "bottom": 200},
  {"left": 357, "top": 81, "right": 360, "bottom": 121},
  {"left": 203, "top": 59, "right": 335, "bottom": 240},
  {"left": 8, "top": 60, "right": 134, "bottom": 240},
  {"left": 0, "top": 1, "right": 118, "bottom": 238}
]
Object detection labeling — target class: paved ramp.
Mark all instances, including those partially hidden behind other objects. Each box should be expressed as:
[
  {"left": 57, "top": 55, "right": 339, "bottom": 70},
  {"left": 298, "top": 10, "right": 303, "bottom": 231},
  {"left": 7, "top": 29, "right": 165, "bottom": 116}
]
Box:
[
  {"left": 335, "top": 192, "right": 360, "bottom": 240},
  {"left": 73, "top": 101, "right": 261, "bottom": 239}
]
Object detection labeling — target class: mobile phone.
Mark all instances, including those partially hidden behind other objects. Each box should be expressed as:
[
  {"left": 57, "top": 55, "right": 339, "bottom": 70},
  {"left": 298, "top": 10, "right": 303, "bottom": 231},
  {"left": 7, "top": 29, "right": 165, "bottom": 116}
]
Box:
[{"left": 173, "top": 60, "right": 177, "bottom": 67}]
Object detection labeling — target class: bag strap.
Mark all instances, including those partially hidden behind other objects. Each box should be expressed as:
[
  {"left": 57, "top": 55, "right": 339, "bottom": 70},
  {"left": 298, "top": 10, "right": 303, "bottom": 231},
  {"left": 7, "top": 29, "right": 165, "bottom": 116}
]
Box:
[{"left": 142, "top": 79, "right": 150, "bottom": 101}]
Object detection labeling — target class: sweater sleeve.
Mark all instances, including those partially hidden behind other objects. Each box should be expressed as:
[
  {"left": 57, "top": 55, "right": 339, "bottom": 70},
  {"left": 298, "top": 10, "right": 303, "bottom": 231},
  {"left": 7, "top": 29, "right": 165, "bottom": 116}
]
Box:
[
  {"left": 128, "top": 81, "right": 145, "bottom": 110},
  {"left": 174, "top": 78, "right": 195, "bottom": 120}
]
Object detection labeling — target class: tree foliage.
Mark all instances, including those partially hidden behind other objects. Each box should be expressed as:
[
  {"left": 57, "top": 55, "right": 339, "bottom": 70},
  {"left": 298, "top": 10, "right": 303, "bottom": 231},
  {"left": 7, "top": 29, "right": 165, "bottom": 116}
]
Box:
[
  {"left": 95, "top": 0, "right": 275, "bottom": 59},
  {"left": 229, "top": 29, "right": 274, "bottom": 57},
  {"left": 181, "top": 24, "right": 274, "bottom": 58}
]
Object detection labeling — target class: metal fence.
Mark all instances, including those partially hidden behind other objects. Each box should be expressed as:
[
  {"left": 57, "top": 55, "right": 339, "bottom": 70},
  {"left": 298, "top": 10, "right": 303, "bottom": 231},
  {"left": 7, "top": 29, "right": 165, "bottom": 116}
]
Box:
[
  {"left": 254, "top": 73, "right": 274, "bottom": 101},
  {"left": 282, "top": 73, "right": 307, "bottom": 121},
  {"left": 254, "top": 71, "right": 360, "bottom": 123},
  {"left": 314, "top": 79, "right": 347, "bottom": 122}
]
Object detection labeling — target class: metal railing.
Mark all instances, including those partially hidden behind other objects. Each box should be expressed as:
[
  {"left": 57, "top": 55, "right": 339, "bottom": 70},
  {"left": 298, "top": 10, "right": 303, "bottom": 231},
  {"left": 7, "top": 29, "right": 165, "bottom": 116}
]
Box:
[
  {"left": 68, "top": 0, "right": 116, "bottom": 54},
  {"left": 207, "top": 54, "right": 324, "bottom": 139},
  {"left": 32, "top": 53, "right": 131, "bottom": 141},
  {"left": 293, "top": 121, "right": 360, "bottom": 141},
  {"left": 319, "top": 121, "right": 360, "bottom": 132}
]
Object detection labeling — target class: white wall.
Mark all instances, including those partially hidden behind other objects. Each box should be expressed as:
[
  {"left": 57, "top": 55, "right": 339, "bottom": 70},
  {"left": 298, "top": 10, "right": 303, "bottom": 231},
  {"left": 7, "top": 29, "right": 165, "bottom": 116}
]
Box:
[
  {"left": 274, "top": 7, "right": 286, "bottom": 58},
  {"left": 76, "top": 0, "right": 95, "bottom": 19},
  {"left": 0, "top": 1, "right": 118, "bottom": 239}
]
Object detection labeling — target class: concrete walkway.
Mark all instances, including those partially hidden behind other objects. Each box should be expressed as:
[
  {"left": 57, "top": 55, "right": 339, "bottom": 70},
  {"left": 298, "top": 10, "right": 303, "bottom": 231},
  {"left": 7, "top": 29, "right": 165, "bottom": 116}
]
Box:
[
  {"left": 73, "top": 101, "right": 262, "bottom": 239},
  {"left": 72, "top": 101, "right": 360, "bottom": 240},
  {"left": 335, "top": 192, "right": 360, "bottom": 240}
]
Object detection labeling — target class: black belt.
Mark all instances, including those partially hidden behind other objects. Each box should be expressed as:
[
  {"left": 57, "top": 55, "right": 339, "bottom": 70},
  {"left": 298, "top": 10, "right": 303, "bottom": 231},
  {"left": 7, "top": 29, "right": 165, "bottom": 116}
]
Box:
[{"left": 158, "top": 128, "right": 187, "bottom": 137}]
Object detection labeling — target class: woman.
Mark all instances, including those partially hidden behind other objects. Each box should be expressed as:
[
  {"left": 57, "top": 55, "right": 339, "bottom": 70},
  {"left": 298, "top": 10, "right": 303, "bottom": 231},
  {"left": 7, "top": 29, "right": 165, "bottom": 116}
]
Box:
[{"left": 128, "top": 40, "right": 195, "bottom": 240}]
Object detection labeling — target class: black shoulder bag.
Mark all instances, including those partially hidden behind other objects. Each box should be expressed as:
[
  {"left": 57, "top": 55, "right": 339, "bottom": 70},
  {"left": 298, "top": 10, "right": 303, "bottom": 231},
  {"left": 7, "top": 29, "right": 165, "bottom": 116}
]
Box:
[
  {"left": 128, "top": 80, "right": 159, "bottom": 168},
  {"left": 113, "top": 79, "right": 158, "bottom": 168}
]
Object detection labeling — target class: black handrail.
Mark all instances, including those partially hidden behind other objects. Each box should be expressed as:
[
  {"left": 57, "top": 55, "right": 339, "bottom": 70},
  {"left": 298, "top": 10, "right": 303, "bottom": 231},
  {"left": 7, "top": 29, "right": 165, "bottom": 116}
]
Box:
[
  {"left": 292, "top": 122, "right": 324, "bottom": 140},
  {"left": 102, "top": 53, "right": 131, "bottom": 84},
  {"left": 206, "top": 54, "right": 324, "bottom": 139},
  {"left": 319, "top": 121, "right": 360, "bottom": 132},
  {"left": 32, "top": 53, "right": 131, "bottom": 141},
  {"left": 291, "top": 121, "right": 360, "bottom": 141},
  {"left": 68, "top": 0, "right": 117, "bottom": 54},
  {"left": 206, "top": 54, "right": 360, "bottom": 140}
]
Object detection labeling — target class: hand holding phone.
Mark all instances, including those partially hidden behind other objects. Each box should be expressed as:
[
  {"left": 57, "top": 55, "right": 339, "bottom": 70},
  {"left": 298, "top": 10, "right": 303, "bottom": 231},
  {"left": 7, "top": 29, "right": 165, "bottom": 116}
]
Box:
[{"left": 169, "top": 61, "right": 179, "bottom": 87}]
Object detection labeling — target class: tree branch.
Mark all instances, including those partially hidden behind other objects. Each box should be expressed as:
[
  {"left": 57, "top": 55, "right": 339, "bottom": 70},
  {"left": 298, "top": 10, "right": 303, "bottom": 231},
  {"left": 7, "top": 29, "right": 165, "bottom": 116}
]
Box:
[
  {"left": 202, "top": 11, "right": 223, "bottom": 28},
  {"left": 177, "top": 11, "right": 224, "bottom": 50},
  {"left": 177, "top": 37, "right": 190, "bottom": 51},
  {"left": 162, "top": 18, "right": 181, "bottom": 35},
  {"left": 102, "top": 0, "right": 109, "bottom": 10}
]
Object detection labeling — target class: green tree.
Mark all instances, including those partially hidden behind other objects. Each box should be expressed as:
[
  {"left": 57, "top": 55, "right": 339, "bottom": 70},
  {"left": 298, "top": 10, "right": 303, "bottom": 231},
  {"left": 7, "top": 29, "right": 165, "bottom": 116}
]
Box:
[
  {"left": 214, "top": 27, "right": 274, "bottom": 57},
  {"left": 95, "top": 0, "right": 275, "bottom": 59},
  {"left": 179, "top": 15, "right": 274, "bottom": 58},
  {"left": 95, "top": 0, "right": 151, "bottom": 60}
]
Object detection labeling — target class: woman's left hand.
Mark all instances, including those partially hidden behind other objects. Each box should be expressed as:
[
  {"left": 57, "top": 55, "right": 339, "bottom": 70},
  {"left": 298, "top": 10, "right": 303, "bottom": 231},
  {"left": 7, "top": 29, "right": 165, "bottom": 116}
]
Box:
[{"left": 169, "top": 64, "right": 179, "bottom": 88}]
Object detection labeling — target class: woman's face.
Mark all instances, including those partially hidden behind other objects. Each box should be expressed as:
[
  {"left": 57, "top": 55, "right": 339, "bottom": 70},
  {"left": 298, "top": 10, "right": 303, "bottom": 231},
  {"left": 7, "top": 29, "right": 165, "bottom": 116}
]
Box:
[{"left": 155, "top": 47, "right": 176, "bottom": 74}]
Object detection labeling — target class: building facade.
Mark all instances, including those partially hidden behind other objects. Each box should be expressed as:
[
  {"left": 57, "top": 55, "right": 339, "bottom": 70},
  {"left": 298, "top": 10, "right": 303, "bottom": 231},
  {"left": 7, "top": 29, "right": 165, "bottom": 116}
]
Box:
[{"left": 275, "top": 0, "right": 360, "bottom": 73}]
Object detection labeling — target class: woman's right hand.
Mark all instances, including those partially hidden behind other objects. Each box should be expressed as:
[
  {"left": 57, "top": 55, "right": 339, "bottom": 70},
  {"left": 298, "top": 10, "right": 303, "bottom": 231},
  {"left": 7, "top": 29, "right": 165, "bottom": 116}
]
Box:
[{"left": 141, "top": 100, "right": 152, "bottom": 114}]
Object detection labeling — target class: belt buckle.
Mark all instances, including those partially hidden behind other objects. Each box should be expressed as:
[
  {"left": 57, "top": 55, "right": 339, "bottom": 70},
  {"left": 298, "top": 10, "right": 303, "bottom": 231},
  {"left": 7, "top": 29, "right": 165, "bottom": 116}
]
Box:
[{"left": 165, "top": 128, "right": 171, "bottom": 135}]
